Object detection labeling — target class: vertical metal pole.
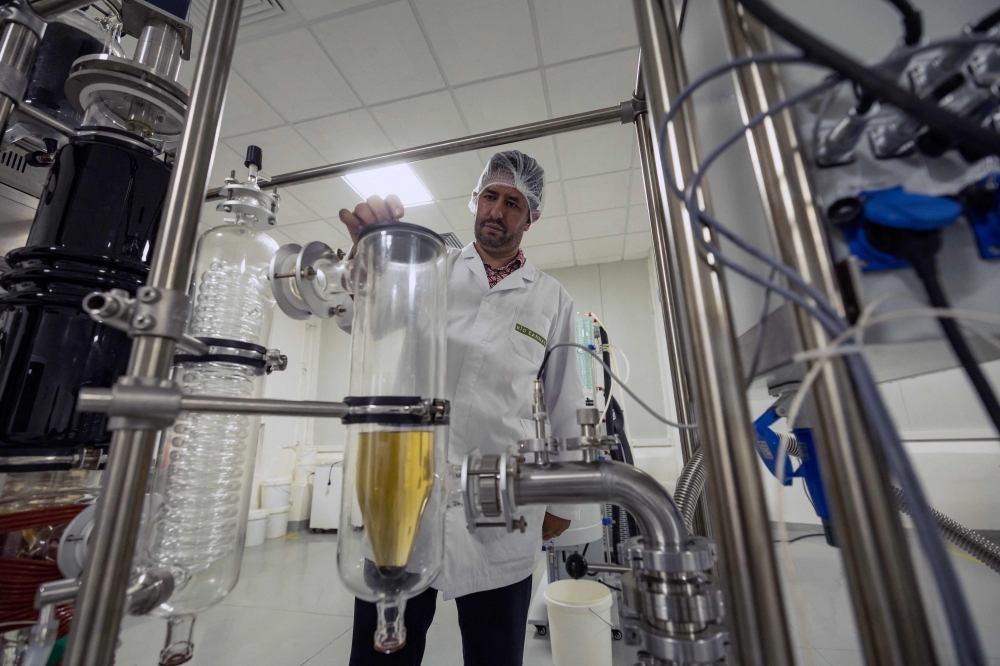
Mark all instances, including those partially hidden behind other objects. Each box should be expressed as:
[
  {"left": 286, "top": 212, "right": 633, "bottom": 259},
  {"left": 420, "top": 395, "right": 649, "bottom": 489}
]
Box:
[
  {"left": 631, "top": 1, "right": 794, "bottom": 664},
  {"left": 633, "top": 64, "right": 712, "bottom": 539},
  {"left": 0, "top": 21, "right": 39, "bottom": 133},
  {"left": 63, "top": 0, "right": 244, "bottom": 663},
  {"left": 718, "top": 6, "right": 939, "bottom": 665}
]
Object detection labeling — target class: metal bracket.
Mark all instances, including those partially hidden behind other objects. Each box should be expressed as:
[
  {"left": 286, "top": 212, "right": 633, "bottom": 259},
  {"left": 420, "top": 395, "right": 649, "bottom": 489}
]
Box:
[
  {"left": 263, "top": 349, "right": 288, "bottom": 374},
  {"left": 1, "top": 1, "right": 46, "bottom": 37},
  {"left": 120, "top": 0, "right": 194, "bottom": 59},
  {"left": 620, "top": 96, "right": 648, "bottom": 124},
  {"left": 103, "top": 377, "right": 183, "bottom": 431},
  {"left": 83, "top": 287, "right": 209, "bottom": 355}
]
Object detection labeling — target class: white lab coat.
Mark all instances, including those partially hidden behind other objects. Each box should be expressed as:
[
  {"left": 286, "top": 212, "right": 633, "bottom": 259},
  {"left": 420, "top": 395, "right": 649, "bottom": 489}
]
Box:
[{"left": 336, "top": 242, "right": 585, "bottom": 599}]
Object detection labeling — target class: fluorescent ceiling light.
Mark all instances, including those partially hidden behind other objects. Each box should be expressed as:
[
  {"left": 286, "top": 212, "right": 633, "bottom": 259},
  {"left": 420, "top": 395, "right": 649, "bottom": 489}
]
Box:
[{"left": 342, "top": 164, "right": 434, "bottom": 207}]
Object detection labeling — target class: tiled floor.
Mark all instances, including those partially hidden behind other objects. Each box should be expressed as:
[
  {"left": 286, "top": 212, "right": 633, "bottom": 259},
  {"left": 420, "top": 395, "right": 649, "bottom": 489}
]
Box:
[{"left": 115, "top": 528, "right": 1000, "bottom": 666}]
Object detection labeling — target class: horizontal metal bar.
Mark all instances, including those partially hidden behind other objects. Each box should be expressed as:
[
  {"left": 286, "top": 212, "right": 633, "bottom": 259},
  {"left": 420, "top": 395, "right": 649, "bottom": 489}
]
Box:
[
  {"left": 14, "top": 101, "right": 78, "bottom": 138},
  {"left": 206, "top": 105, "right": 624, "bottom": 199},
  {"left": 586, "top": 563, "right": 632, "bottom": 574},
  {"left": 78, "top": 389, "right": 351, "bottom": 419}
]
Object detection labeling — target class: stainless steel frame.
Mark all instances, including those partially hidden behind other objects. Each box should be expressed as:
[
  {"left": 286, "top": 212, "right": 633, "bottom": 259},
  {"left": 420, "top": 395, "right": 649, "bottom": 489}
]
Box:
[
  {"left": 62, "top": 0, "right": 245, "bottom": 663},
  {"left": 632, "top": 0, "right": 794, "bottom": 663},
  {"left": 718, "top": 6, "right": 939, "bottom": 664}
]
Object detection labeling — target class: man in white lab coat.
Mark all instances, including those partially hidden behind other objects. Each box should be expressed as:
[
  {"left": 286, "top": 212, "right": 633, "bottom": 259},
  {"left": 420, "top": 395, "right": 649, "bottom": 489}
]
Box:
[{"left": 337, "top": 151, "right": 586, "bottom": 666}]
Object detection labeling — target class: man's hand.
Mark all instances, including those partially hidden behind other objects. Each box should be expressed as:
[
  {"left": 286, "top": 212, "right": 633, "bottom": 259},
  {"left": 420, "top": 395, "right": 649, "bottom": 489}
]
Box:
[
  {"left": 542, "top": 512, "right": 571, "bottom": 541},
  {"left": 338, "top": 194, "right": 405, "bottom": 250}
]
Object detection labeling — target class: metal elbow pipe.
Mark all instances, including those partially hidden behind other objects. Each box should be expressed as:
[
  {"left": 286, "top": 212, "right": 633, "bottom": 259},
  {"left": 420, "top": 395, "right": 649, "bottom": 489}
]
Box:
[{"left": 513, "top": 460, "right": 687, "bottom": 551}]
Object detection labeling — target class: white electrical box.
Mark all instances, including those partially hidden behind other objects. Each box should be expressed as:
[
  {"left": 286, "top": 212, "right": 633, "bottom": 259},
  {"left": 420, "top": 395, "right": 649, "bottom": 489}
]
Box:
[{"left": 309, "top": 461, "right": 343, "bottom": 531}]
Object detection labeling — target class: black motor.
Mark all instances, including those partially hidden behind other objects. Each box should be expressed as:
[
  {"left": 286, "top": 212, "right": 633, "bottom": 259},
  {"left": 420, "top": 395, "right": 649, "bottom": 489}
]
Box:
[{"left": 0, "top": 132, "right": 170, "bottom": 470}]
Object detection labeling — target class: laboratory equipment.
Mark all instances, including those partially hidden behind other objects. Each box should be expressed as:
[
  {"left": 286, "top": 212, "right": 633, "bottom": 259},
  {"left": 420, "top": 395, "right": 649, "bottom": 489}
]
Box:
[{"left": 138, "top": 146, "right": 282, "bottom": 665}]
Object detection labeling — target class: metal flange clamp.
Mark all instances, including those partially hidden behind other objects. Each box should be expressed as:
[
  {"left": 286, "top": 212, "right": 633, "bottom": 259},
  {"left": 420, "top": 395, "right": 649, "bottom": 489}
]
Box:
[
  {"left": 82, "top": 287, "right": 208, "bottom": 355},
  {"left": 621, "top": 617, "right": 728, "bottom": 664},
  {"left": 461, "top": 450, "right": 525, "bottom": 534}
]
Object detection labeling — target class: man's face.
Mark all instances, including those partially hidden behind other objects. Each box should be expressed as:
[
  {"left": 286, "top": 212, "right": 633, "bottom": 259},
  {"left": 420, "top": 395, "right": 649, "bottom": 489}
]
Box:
[{"left": 474, "top": 184, "right": 531, "bottom": 253}]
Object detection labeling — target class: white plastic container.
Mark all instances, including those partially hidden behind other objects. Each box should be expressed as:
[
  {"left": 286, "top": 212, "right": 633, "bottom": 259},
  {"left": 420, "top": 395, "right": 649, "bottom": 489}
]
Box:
[
  {"left": 265, "top": 505, "right": 291, "bottom": 539},
  {"left": 245, "top": 509, "right": 269, "bottom": 547},
  {"left": 543, "top": 579, "right": 613, "bottom": 666},
  {"left": 260, "top": 477, "right": 292, "bottom": 509}
]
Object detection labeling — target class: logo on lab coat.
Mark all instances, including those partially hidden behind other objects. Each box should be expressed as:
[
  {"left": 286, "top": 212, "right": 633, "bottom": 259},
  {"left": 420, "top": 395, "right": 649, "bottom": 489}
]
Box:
[{"left": 514, "top": 323, "right": 546, "bottom": 347}]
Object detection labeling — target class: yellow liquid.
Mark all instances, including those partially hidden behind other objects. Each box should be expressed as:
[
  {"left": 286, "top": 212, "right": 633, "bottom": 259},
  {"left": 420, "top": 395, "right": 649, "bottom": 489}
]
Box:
[{"left": 356, "top": 430, "right": 434, "bottom": 578}]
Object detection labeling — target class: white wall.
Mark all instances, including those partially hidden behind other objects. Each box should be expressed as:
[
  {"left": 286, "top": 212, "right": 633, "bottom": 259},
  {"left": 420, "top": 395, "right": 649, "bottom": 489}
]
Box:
[{"left": 545, "top": 257, "right": 682, "bottom": 488}]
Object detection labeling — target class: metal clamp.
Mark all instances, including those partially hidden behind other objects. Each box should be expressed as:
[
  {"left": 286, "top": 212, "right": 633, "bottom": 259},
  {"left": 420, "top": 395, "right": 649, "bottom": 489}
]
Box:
[
  {"left": 620, "top": 95, "right": 648, "bottom": 124},
  {"left": 624, "top": 535, "right": 716, "bottom": 574},
  {"left": 102, "top": 377, "right": 183, "bottom": 431},
  {"left": 264, "top": 349, "right": 287, "bottom": 374},
  {"left": 2, "top": 1, "right": 46, "bottom": 37},
  {"left": 621, "top": 617, "right": 728, "bottom": 664},
  {"left": 639, "top": 574, "right": 725, "bottom": 625},
  {"left": 461, "top": 450, "right": 525, "bottom": 534},
  {"left": 83, "top": 288, "right": 209, "bottom": 355}
]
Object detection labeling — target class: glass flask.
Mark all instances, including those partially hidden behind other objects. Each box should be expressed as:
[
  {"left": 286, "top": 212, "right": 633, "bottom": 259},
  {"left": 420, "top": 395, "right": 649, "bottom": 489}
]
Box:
[
  {"left": 338, "top": 222, "right": 449, "bottom": 653},
  {"left": 140, "top": 188, "right": 279, "bottom": 665}
]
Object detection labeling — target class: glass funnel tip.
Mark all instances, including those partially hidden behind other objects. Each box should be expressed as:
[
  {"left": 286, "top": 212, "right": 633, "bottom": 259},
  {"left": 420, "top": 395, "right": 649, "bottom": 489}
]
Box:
[
  {"left": 374, "top": 598, "right": 407, "bottom": 653},
  {"left": 160, "top": 614, "right": 196, "bottom": 665}
]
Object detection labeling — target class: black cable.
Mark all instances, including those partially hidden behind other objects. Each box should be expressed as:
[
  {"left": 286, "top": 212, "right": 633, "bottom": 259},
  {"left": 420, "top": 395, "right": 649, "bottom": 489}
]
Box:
[
  {"left": 910, "top": 256, "right": 1000, "bottom": 436},
  {"left": 773, "top": 533, "right": 825, "bottom": 544},
  {"left": 677, "top": 0, "right": 690, "bottom": 33},
  {"left": 883, "top": 0, "right": 922, "bottom": 46},
  {"left": 735, "top": 0, "right": 1000, "bottom": 157},
  {"left": 971, "top": 7, "right": 1000, "bottom": 33}
]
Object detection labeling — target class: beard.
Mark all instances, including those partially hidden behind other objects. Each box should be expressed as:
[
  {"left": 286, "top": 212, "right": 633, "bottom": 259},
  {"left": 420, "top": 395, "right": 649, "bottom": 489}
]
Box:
[{"left": 474, "top": 216, "right": 524, "bottom": 252}]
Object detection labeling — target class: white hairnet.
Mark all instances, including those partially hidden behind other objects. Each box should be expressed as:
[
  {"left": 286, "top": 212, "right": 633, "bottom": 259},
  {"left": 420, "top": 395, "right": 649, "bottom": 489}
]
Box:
[{"left": 468, "top": 150, "right": 546, "bottom": 222}]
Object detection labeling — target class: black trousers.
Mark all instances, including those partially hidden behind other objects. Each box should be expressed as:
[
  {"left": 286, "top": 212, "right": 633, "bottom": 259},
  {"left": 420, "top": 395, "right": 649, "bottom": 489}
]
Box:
[{"left": 349, "top": 575, "right": 533, "bottom": 666}]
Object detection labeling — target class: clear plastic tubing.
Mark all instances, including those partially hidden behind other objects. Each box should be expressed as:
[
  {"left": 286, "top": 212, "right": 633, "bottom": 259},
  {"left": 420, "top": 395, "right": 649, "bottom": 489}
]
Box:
[
  {"left": 141, "top": 212, "right": 278, "bottom": 666},
  {"left": 337, "top": 222, "right": 449, "bottom": 654}
]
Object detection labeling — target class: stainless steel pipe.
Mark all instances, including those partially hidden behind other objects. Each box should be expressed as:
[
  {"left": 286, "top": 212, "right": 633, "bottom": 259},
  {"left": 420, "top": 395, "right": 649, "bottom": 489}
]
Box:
[
  {"left": 631, "top": 0, "right": 794, "bottom": 664},
  {"left": 27, "top": 0, "right": 91, "bottom": 19},
  {"left": 513, "top": 461, "right": 687, "bottom": 551},
  {"left": 718, "top": 7, "right": 939, "bottom": 665},
  {"left": 63, "top": 0, "right": 245, "bottom": 663},
  {"left": 0, "top": 21, "right": 39, "bottom": 134},
  {"left": 633, "top": 63, "right": 711, "bottom": 540},
  {"left": 206, "top": 105, "right": 623, "bottom": 199}
]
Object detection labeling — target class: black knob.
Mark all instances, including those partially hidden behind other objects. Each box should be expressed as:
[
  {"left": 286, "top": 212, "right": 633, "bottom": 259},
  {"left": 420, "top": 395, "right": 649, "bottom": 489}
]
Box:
[
  {"left": 564, "top": 552, "right": 588, "bottom": 580},
  {"left": 245, "top": 145, "right": 263, "bottom": 170}
]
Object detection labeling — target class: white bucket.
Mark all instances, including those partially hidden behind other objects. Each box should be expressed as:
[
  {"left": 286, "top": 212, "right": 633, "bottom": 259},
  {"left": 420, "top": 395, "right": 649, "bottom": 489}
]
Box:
[
  {"left": 265, "top": 505, "right": 291, "bottom": 539},
  {"left": 260, "top": 477, "right": 292, "bottom": 509},
  {"left": 543, "top": 579, "right": 613, "bottom": 666},
  {"left": 245, "top": 509, "right": 269, "bottom": 547}
]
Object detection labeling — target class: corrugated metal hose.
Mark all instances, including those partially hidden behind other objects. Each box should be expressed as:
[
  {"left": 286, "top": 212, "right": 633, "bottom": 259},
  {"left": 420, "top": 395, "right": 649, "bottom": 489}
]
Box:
[{"left": 674, "top": 437, "right": 1000, "bottom": 574}]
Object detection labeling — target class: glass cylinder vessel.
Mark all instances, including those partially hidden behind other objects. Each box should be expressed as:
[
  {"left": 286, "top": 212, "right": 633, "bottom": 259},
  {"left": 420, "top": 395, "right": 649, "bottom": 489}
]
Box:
[
  {"left": 140, "top": 216, "right": 278, "bottom": 665},
  {"left": 338, "top": 222, "right": 448, "bottom": 653}
]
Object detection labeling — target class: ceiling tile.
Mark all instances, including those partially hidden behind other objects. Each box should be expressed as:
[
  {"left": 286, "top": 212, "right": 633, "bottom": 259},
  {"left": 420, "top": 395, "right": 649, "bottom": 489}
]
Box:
[
  {"left": 370, "top": 91, "right": 465, "bottom": 148},
  {"left": 624, "top": 231, "right": 652, "bottom": 259},
  {"left": 413, "top": 0, "right": 537, "bottom": 85},
  {"left": 224, "top": 125, "right": 326, "bottom": 176},
  {"left": 399, "top": 203, "right": 453, "bottom": 233},
  {"left": 311, "top": 2, "right": 445, "bottom": 104},
  {"left": 546, "top": 49, "right": 639, "bottom": 117},
  {"left": 555, "top": 124, "right": 634, "bottom": 180},
  {"left": 295, "top": 109, "right": 393, "bottom": 164},
  {"left": 285, "top": 178, "right": 362, "bottom": 220},
  {"left": 291, "top": 0, "right": 370, "bottom": 21},
  {"left": 563, "top": 171, "right": 631, "bottom": 214},
  {"left": 525, "top": 241, "right": 574, "bottom": 268},
  {"left": 233, "top": 29, "right": 360, "bottom": 122},
  {"left": 541, "top": 181, "right": 565, "bottom": 218},
  {"left": 275, "top": 190, "right": 322, "bottom": 226},
  {"left": 218, "top": 72, "right": 284, "bottom": 139},
  {"left": 454, "top": 71, "right": 548, "bottom": 133},
  {"left": 522, "top": 215, "right": 570, "bottom": 247},
  {"left": 534, "top": 0, "right": 637, "bottom": 64},
  {"left": 626, "top": 203, "right": 650, "bottom": 234},
  {"left": 574, "top": 236, "right": 624, "bottom": 264},
  {"left": 282, "top": 220, "right": 352, "bottom": 251},
  {"left": 437, "top": 196, "right": 474, "bottom": 229},
  {"left": 198, "top": 199, "right": 223, "bottom": 230},
  {"left": 209, "top": 141, "right": 245, "bottom": 190},
  {"left": 629, "top": 168, "right": 644, "bottom": 204},
  {"left": 569, "top": 207, "right": 627, "bottom": 240},
  {"left": 478, "top": 137, "right": 561, "bottom": 182},
  {"left": 411, "top": 152, "right": 485, "bottom": 201}
]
